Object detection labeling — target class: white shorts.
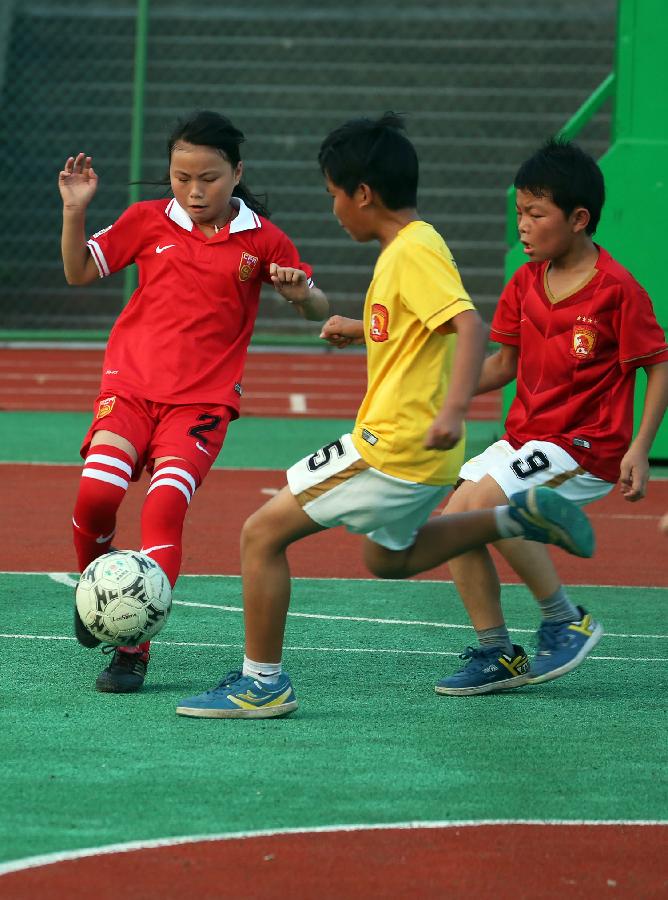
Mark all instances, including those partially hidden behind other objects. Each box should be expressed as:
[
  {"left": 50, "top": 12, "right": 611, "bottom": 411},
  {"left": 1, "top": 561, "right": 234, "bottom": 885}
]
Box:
[
  {"left": 287, "top": 433, "right": 449, "bottom": 550},
  {"left": 459, "top": 439, "right": 614, "bottom": 507}
]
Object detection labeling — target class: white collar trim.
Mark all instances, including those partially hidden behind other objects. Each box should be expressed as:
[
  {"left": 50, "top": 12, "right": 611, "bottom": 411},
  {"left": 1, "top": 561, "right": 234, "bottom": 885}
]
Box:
[{"left": 165, "top": 196, "right": 261, "bottom": 233}]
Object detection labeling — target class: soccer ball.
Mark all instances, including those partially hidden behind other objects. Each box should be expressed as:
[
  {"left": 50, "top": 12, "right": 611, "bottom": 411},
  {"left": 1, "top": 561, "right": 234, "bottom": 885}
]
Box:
[{"left": 75, "top": 550, "right": 172, "bottom": 646}]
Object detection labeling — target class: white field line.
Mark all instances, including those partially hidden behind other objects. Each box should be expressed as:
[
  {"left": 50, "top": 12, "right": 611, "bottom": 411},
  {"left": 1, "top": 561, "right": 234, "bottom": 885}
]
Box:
[
  {"left": 42, "top": 573, "right": 668, "bottom": 640},
  {"left": 1, "top": 633, "right": 667, "bottom": 662},
  {"left": 1, "top": 818, "right": 665, "bottom": 878}
]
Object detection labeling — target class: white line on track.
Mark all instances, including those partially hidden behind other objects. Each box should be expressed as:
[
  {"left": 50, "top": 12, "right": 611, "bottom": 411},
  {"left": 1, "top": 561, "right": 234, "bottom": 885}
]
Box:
[
  {"left": 0, "top": 818, "right": 666, "bottom": 877},
  {"left": 289, "top": 392, "right": 307, "bottom": 413}
]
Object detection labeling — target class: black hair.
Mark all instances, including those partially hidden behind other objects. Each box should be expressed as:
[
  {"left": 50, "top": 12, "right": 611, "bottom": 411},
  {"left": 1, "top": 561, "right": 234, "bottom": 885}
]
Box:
[
  {"left": 514, "top": 137, "right": 605, "bottom": 235},
  {"left": 318, "top": 112, "right": 418, "bottom": 210},
  {"left": 165, "top": 110, "right": 269, "bottom": 217}
]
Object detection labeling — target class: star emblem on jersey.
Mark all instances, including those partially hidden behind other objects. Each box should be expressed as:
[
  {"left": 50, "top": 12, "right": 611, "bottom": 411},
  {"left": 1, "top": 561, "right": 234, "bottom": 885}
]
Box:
[
  {"left": 369, "top": 303, "right": 389, "bottom": 342},
  {"left": 571, "top": 316, "right": 598, "bottom": 359},
  {"left": 239, "top": 252, "right": 259, "bottom": 282},
  {"left": 155, "top": 244, "right": 175, "bottom": 254}
]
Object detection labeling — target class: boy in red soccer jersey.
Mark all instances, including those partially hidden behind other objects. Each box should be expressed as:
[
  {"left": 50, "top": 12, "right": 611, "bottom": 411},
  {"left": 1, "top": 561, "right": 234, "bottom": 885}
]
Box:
[
  {"left": 434, "top": 138, "right": 668, "bottom": 696},
  {"left": 175, "top": 117, "right": 598, "bottom": 720},
  {"left": 59, "top": 110, "right": 329, "bottom": 693}
]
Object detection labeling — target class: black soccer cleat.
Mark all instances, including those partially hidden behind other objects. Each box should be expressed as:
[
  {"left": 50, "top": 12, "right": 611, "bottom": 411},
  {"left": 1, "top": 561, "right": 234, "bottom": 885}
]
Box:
[{"left": 96, "top": 647, "right": 149, "bottom": 693}]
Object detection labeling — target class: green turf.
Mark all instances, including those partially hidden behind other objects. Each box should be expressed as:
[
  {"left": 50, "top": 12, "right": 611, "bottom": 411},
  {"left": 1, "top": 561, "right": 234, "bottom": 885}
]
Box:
[
  {"left": 1, "top": 573, "right": 666, "bottom": 863},
  {"left": 0, "top": 412, "right": 501, "bottom": 470}
]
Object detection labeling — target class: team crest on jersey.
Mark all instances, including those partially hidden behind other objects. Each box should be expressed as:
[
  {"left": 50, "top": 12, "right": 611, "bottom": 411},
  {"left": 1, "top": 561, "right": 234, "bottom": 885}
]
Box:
[
  {"left": 571, "top": 316, "right": 598, "bottom": 359},
  {"left": 370, "top": 303, "right": 389, "bottom": 342},
  {"left": 239, "top": 252, "right": 259, "bottom": 282},
  {"left": 96, "top": 396, "right": 116, "bottom": 419}
]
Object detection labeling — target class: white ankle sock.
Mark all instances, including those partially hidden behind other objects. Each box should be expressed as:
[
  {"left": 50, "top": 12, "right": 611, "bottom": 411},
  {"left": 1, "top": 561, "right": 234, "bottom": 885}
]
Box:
[
  {"left": 243, "top": 656, "right": 281, "bottom": 685},
  {"left": 494, "top": 505, "right": 524, "bottom": 538}
]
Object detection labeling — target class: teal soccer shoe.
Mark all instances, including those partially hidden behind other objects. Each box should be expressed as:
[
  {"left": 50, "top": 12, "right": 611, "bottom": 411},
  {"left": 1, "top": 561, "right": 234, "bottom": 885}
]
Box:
[
  {"left": 435, "top": 644, "right": 530, "bottom": 696},
  {"left": 508, "top": 487, "right": 595, "bottom": 558},
  {"left": 176, "top": 671, "right": 298, "bottom": 719},
  {"left": 528, "top": 607, "right": 603, "bottom": 684}
]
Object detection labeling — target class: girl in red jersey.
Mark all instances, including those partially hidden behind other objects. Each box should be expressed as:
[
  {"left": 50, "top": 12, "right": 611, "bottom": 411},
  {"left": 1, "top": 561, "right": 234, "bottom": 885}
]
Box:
[{"left": 59, "top": 110, "right": 328, "bottom": 693}]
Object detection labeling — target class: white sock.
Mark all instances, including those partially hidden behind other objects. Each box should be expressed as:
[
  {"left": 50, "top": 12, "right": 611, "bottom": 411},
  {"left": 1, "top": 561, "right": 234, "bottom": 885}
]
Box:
[
  {"left": 243, "top": 656, "right": 282, "bottom": 685},
  {"left": 494, "top": 505, "right": 524, "bottom": 538}
]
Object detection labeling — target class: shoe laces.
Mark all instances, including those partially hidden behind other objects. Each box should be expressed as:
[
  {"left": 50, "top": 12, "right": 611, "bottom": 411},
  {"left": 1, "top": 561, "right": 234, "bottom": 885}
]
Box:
[
  {"left": 458, "top": 645, "right": 501, "bottom": 663},
  {"left": 102, "top": 646, "right": 148, "bottom": 670},
  {"left": 215, "top": 670, "right": 245, "bottom": 690},
  {"left": 536, "top": 620, "right": 573, "bottom": 651}
]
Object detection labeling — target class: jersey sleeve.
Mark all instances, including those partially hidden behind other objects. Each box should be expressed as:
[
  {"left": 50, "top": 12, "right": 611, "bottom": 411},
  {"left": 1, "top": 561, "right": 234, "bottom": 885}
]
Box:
[
  {"left": 259, "top": 225, "right": 314, "bottom": 287},
  {"left": 616, "top": 279, "right": 668, "bottom": 372},
  {"left": 86, "top": 204, "right": 146, "bottom": 278},
  {"left": 490, "top": 270, "right": 523, "bottom": 346},
  {"left": 399, "top": 241, "right": 474, "bottom": 332}
]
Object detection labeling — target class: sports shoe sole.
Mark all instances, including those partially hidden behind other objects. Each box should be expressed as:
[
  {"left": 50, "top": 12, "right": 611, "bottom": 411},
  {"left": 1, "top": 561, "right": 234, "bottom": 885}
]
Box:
[
  {"left": 435, "top": 672, "right": 531, "bottom": 696},
  {"left": 527, "top": 622, "right": 604, "bottom": 684},
  {"left": 175, "top": 700, "right": 298, "bottom": 719},
  {"left": 520, "top": 487, "right": 595, "bottom": 558}
]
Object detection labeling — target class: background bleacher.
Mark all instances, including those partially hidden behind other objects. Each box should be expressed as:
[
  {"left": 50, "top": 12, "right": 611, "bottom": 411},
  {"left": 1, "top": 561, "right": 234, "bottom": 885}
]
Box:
[{"left": 0, "top": 0, "right": 616, "bottom": 334}]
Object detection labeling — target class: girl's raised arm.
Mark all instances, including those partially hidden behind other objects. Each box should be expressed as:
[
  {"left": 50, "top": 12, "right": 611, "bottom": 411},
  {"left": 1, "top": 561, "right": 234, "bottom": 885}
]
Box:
[{"left": 59, "top": 152, "right": 101, "bottom": 285}]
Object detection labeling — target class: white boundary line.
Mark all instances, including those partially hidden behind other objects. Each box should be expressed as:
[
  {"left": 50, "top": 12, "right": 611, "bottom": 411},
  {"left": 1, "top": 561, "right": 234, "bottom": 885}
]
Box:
[
  {"left": 0, "top": 818, "right": 665, "bottom": 877},
  {"left": 0, "top": 571, "right": 664, "bottom": 638},
  {"left": 1, "top": 634, "right": 667, "bottom": 662},
  {"left": 1, "top": 570, "right": 666, "bottom": 592}
]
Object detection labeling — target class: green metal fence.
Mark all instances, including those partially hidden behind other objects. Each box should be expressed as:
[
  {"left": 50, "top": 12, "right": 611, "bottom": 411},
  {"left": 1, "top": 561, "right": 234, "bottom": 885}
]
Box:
[{"left": 0, "top": 0, "right": 616, "bottom": 339}]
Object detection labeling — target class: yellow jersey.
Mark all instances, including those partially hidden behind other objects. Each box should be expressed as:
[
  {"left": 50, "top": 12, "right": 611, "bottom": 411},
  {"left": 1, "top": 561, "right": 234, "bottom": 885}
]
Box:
[{"left": 351, "top": 220, "right": 475, "bottom": 485}]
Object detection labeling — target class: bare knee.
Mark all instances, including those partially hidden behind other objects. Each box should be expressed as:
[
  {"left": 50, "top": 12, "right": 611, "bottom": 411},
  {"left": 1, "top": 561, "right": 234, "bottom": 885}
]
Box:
[
  {"left": 444, "top": 477, "right": 507, "bottom": 515},
  {"left": 363, "top": 541, "right": 409, "bottom": 579}
]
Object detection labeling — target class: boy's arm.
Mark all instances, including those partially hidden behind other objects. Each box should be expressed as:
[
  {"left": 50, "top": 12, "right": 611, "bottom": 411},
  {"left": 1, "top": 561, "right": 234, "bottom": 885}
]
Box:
[
  {"left": 269, "top": 264, "right": 329, "bottom": 321},
  {"left": 476, "top": 344, "right": 519, "bottom": 394},
  {"left": 320, "top": 315, "right": 365, "bottom": 348},
  {"left": 619, "top": 360, "right": 668, "bottom": 501},
  {"left": 424, "top": 308, "right": 487, "bottom": 450}
]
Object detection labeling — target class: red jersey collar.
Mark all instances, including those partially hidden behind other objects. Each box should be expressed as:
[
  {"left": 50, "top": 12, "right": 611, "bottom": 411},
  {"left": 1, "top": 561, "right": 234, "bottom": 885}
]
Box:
[{"left": 164, "top": 196, "right": 262, "bottom": 234}]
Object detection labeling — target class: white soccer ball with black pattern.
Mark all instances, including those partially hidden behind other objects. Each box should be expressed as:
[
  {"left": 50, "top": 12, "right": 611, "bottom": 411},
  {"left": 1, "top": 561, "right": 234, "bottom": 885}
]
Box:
[{"left": 75, "top": 550, "right": 172, "bottom": 646}]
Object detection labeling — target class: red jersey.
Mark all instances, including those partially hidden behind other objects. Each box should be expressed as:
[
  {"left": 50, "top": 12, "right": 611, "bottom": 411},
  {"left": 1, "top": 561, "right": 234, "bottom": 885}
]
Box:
[
  {"left": 87, "top": 197, "right": 314, "bottom": 412},
  {"left": 491, "top": 246, "right": 668, "bottom": 482}
]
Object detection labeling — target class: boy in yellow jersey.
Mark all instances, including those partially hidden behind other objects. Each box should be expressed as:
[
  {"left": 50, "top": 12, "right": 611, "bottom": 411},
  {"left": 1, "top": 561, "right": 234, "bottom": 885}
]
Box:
[{"left": 176, "top": 114, "right": 596, "bottom": 719}]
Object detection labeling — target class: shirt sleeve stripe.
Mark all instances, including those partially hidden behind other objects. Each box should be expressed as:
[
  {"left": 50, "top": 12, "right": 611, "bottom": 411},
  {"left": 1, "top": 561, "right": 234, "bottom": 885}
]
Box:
[{"left": 86, "top": 239, "right": 110, "bottom": 277}]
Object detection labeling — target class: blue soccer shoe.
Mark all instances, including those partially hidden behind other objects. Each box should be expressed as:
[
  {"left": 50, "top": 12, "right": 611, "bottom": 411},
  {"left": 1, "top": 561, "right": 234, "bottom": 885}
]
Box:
[
  {"left": 528, "top": 607, "right": 603, "bottom": 684},
  {"left": 435, "top": 644, "right": 531, "bottom": 696},
  {"left": 176, "top": 671, "right": 298, "bottom": 719},
  {"left": 508, "top": 487, "right": 595, "bottom": 558}
]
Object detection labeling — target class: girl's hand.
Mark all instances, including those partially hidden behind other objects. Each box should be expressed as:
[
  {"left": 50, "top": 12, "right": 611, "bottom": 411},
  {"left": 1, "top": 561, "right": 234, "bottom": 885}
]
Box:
[
  {"left": 59, "top": 153, "right": 98, "bottom": 209},
  {"left": 269, "top": 264, "right": 310, "bottom": 303},
  {"left": 320, "top": 315, "right": 365, "bottom": 348}
]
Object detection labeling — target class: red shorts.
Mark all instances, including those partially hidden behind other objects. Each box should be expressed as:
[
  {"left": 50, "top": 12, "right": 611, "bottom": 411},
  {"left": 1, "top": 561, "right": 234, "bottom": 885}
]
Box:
[{"left": 81, "top": 392, "right": 234, "bottom": 482}]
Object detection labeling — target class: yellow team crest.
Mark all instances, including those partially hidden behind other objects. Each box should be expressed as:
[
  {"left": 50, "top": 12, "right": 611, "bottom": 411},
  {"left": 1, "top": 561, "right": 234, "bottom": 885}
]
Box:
[
  {"left": 370, "top": 303, "right": 389, "bottom": 342},
  {"left": 239, "top": 252, "right": 259, "bottom": 282},
  {"left": 96, "top": 395, "right": 116, "bottom": 419},
  {"left": 571, "top": 316, "right": 598, "bottom": 359}
]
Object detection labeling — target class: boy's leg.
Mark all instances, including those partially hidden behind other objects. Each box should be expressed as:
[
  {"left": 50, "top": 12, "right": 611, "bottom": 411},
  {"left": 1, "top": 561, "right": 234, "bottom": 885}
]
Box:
[
  {"left": 241, "top": 488, "right": 326, "bottom": 663},
  {"left": 176, "top": 487, "right": 324, "bottom": 718},
  {"left": 497, "top": 538, "right": 603, "bottom": 684}
]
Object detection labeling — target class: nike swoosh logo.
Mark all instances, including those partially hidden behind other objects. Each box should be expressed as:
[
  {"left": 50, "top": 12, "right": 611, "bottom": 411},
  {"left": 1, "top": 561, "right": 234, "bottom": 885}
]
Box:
[
  {"left": 96, "top": 529, "right": 116, "bottom": 544},
  {"left": 195, "top": 441, "right": 211, "bottom": 456},
  {"left": 156, "top": 244, "right": 175, "bottom": 254}
]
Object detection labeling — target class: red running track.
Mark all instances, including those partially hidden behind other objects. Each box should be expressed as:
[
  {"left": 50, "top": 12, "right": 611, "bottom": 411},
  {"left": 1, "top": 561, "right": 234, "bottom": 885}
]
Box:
[
  {"left": 0, "top": 347, "right": 501, "bottom": 419},
  {"left": 3, "top": 464, "right": 666, "bottom": 586}
]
